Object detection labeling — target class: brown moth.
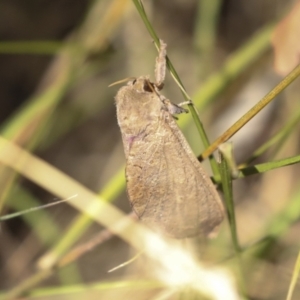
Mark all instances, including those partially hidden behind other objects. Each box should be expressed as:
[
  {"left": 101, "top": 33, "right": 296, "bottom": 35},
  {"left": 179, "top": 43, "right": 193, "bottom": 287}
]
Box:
[{"left": 115, "top": 40, "right": 224, "bottom": 239}]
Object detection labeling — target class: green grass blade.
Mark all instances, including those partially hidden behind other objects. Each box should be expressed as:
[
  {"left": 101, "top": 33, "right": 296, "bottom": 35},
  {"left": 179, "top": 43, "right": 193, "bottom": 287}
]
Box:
[
  {"left": 239, "top": 154, "right": 300, "bottom": 177},
  {"left": 219, "top": 146, "right": 240, "bottom": 252}
]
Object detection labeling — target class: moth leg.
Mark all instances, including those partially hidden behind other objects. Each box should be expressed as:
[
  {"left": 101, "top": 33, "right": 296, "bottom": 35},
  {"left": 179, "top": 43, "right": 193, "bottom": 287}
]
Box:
[
  {"left": 155, "top": 40, "right": 167, "bottom": 90},
  {"left": 162, "top": 98, "right": 189, "bottom": 115},
  {"left": 177, "top": 100, "right": 193, "bottom": 108}
]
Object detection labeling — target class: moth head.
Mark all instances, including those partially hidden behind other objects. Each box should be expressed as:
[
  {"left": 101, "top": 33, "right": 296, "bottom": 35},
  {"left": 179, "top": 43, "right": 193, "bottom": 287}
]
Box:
[{"left": 124, "top": 76, "right": 156, "bottom": 94}]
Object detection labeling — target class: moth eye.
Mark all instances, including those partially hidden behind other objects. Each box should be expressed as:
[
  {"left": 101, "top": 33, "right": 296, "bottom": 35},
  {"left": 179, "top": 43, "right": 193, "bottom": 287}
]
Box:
[{"left": 143, "top": 81, "right": 154, "bottom": 92}]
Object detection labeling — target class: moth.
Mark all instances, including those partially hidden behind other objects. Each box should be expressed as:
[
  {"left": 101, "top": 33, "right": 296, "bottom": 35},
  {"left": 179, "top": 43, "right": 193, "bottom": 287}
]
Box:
[{"left": 115, "top": 40, "right": 224, "bottom": 239}]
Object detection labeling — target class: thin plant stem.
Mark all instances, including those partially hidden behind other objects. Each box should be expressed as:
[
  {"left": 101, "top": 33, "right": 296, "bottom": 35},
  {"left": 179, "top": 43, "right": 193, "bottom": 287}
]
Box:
[{"left": 201, "top": 63, "right": 300, "bottom": 159}]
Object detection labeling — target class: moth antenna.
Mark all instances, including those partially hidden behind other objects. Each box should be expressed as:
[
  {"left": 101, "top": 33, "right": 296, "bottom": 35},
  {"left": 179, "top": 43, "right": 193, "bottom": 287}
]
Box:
[{"left": 108, "top": 77, "right": 136, "bottom": 87}]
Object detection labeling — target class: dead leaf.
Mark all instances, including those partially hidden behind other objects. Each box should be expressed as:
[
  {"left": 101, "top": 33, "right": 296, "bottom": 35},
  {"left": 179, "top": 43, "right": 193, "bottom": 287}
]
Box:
[{"left": 271, "top": 1, "right": 300, "bottom": 75}]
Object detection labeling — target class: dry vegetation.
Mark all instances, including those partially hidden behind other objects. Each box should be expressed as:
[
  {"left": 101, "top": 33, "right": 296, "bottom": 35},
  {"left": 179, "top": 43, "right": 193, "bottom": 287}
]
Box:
[{"left": 0, "top": 0, "right": 300, "bottom": 299}]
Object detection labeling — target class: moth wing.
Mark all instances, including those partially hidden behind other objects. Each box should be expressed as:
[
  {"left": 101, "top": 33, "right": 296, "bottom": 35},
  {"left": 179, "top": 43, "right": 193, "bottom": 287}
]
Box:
[{"left": 126, "top": 111, "right": 224, "bottom": 238}]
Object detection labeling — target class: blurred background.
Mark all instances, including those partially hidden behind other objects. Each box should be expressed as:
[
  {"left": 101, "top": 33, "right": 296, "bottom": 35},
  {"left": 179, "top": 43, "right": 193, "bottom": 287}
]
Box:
[{"left": 0, "top": 0, "right": 300, "bottom": 299}]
